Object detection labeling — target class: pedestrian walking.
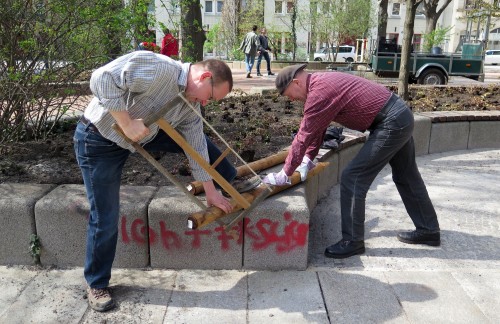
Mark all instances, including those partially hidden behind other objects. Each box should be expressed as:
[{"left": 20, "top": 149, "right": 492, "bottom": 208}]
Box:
[{"left": 239, "top": 25, "right": 261, "bottom": 78}]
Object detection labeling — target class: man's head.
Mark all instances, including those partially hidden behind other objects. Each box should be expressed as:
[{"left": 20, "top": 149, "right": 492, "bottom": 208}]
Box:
[
  {"left": 185, "top": 59, "right": 233, "bottom": 106},
  {"left": 275, "top": 64, "right": 308, "bottom": 101},
  {"left": 163, "top": 28, "right": 170, "bottom": 35},
  {"left": 252, "top": 25, "right": 258, "bottom": 32}
]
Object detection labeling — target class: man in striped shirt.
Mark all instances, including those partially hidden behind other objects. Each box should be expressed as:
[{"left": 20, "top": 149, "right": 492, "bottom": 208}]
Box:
[
  {"left": 74, "top": 52, "right": 236, "bottom": 311},
  {"left": 265, "top": 64, "right": 440, "bottom": 259}
]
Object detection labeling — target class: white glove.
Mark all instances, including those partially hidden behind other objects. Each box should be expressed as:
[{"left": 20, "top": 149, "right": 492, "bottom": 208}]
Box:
[
  {"left": 295, "top": 156, "right": 316, "bottom": 181},
  {"left": 262, "top": 169, "right": 291, "bottom": 186}
]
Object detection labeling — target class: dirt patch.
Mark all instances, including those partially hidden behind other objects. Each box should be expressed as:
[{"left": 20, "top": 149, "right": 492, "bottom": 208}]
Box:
[{"left": 1, "top": 85, "right": 499, "bottom": 186}]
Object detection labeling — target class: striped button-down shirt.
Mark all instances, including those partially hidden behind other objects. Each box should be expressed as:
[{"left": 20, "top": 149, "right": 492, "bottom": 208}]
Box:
[
  {"left": 283, "top": 72, "right": 392, "bottom": 176},
  {"left": 84, "top": 51, "right": 212, "bottom": 181}
]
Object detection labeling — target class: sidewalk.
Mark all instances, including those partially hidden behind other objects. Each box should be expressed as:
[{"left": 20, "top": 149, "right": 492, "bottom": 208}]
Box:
[{"left": 1, "top": 149, "right": 499, "bottom": 323}]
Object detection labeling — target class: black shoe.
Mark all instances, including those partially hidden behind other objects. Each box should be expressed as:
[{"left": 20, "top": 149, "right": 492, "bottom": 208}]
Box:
[
  {"left": 324, "top": 240, "right": 365, "bottom": 259},
  {"left": 246, "top": 73, "right": 252, "bottom": 78},
  {"left": 397, "top": 230, "right": 440, "bottom": 246},
  {"left": 256, "top": 73, "right": 263, "bottom": 76},
  {"left": 268, "top": 72, "right": 275, "bottom": 76}
]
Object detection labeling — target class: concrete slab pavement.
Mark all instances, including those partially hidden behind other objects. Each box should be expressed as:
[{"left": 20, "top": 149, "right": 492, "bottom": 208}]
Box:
[{"left": 1, "top": 149, "right": 498, "bottom": 323}]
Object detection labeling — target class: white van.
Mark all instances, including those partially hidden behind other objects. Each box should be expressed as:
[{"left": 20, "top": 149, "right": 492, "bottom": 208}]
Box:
[
  {"left": 484, "top": 50, "right": 500, "bottom": 65},
  {"left": 313, "top": 45, "right": 356, "bottom": 62}
]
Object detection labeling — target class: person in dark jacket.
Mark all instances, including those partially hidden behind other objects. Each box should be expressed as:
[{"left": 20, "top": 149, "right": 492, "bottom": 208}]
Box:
[{"left": 256, "top": 28, "right": 275, "bottom": 76}]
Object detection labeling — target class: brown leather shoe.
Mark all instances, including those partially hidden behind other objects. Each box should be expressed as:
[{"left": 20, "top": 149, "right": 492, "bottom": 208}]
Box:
[{"left": 87, "top": 287, "right": 115, "bottom": 312}]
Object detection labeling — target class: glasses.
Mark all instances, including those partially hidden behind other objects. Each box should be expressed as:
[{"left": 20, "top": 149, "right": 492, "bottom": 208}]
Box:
[{"left": 209, "top": 77, "right": 214, "bottom": 102}]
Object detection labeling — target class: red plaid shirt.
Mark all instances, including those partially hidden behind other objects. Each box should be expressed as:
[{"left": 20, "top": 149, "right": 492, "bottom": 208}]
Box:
[{"left": 283, "top": 72, "right": 392, "bottom": 176}]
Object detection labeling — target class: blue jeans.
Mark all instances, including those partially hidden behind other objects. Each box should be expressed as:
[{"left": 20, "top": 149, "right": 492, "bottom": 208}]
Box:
[
  {"left": 73, "top": 122, "right": 236, "bottom": 288},
  {"left": 256, "top": 51, "right": 271, "bottom": 74},
  {"left": 244, "top": 53, "right": 255, "bottom": 73},
  {"left": 340, "top": 94, "right": 439, "bottom": 241}
]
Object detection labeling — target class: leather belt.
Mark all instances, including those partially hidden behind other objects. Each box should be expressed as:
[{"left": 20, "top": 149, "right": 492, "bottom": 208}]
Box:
[
  {"left": 368, "top": 93, "right": 398, "bottom": 131},
  {"left": 79, "top": 115, "right": 101, "bottom": 135}
]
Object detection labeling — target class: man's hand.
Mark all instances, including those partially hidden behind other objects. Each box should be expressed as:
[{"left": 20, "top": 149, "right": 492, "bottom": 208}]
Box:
[
  {"left": 122, "top": 119, "right": 150, "bottom": 142},
  {"left": 296, "top": 156, "right": 316, "bottom": 181},
  {"left": 110, "top": 111, "right": 150, "bottom": 142},
  {"left": 262, "top": 169, "right": 291, "bottom": 186},
  {"left": 203, "top": 181, "right": 232, "bottom": 213}
]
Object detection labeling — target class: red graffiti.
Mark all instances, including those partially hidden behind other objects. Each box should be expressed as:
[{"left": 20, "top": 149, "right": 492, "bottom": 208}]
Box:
[
  {"left": 159, "top": 220, "right": 181, "bottom": 250},
  {"left": 185, "top": 229, "right": 211, "bottom": 248},
  {"left": 245, "top": 212, "right": 309, "bottom": 253},
  {"left": 119, "top": 212, "right": 308, "bottom": 254},
  {"left": 121, "top": 217, "right": 157, "bottom": 245}
]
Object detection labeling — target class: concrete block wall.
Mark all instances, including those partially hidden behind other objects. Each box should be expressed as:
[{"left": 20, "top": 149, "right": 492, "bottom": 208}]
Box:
[
  {"left": 0, "top": 183, "right": 54, "bottom": 265},
  {"left": 1, "top": 111, "right": 499, "bottom": 269},
  {"left": 35, "top": 185, "right": 156, "bottom": 268}
]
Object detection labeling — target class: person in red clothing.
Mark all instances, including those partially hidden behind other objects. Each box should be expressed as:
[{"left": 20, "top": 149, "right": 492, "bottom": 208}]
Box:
[
  {"left": 160, "top": 28, "right": 179, "bottom": 59},
  {"left": 264, "top": 64, "right": 440, "bottom": 258}
]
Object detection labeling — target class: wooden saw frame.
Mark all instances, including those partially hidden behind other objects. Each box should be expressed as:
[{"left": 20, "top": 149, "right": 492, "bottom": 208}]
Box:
[{"left": 112, "top": 92, "right": 273, "bottom": 233}]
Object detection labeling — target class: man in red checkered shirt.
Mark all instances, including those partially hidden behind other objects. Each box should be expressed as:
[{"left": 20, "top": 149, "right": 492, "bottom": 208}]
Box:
[{"left": 264, "top": 64, "right": 440, "bottom": 259}]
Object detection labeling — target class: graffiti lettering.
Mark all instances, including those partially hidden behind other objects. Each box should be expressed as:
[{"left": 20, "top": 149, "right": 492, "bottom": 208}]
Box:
[{"left": 119, "top": 212, "right": 308, "bottom": 254}]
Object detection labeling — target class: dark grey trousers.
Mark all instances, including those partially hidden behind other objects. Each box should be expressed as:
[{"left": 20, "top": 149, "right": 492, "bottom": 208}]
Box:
[{"left": 340, "top": 94, "right": 440, "bottom": 241}]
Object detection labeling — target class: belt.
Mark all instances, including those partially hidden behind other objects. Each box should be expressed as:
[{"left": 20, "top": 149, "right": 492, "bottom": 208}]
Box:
[
  {"left": 79, "top": 115, "right": 101, "bottom": 135},
  {"left": 368, "top": 93, "right": 399, "bottom": 131}
]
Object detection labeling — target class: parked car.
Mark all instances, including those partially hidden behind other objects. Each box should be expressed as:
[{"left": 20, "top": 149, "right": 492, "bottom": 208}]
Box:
[
  {"left": 313, "top": 45, "right": 356, "bottom": 62},
  {"left": 484, "top": 49, "right": 500, "bottom": 65}
]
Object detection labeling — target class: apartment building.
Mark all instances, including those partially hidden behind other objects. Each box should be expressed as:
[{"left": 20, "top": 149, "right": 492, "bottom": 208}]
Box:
[{"left": 154, "top": 0, "right": 499, "bottom": 59}]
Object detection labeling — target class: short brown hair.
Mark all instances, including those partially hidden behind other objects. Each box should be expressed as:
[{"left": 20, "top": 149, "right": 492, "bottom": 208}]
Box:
[{"left": 196, "top": 59, "right": 233, "bottom": 92}]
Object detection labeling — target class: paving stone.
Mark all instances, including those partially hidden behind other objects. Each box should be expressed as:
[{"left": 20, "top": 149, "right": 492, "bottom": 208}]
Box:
[
  {"left": 164, "top": 269, "right": 247, "bottom": 323},
  {"left": 248, "top": 270, "right": 328, "bottom": 323},
  {"left": 385, "top": 271, "right": 488, "bottom": 323},
  {"left": 319, "top": 270, "right": 408, "bottom": 323},
  {"left": 0, "top": 268, "right": 87, "bottom": 324},
  {"left": 82, "top": 269, "right": 176, "bottom": 323}
]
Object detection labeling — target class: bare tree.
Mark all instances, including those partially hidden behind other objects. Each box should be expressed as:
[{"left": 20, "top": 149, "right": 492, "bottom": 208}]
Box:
[
  {"left": 219, "top": 0, "right": 241, "bottom": 59},
  {"left": 422, "top": 0, "right": 453, "bottom": 33},
  {"left": 398, "top": 0, "right": 423, "bottom": 100}
]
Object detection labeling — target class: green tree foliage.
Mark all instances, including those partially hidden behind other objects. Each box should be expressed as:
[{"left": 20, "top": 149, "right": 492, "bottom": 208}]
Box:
[
  {"left": 306, "top": 0, "right": 373, "bottom": 60},
  {"left": 0, "top": 0, "right": 153, "bottom": 143}
]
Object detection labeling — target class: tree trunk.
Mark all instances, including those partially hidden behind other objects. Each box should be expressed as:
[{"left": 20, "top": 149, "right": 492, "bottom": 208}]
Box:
[
  {"left": 180, "top": 0, "right": 206, "bottom": 62},
  {"left": 398, "top": 0, "right": 420, "bottom": 101},
  {"left": 378, "top": 0, "right": 389, "bottom": 42}
]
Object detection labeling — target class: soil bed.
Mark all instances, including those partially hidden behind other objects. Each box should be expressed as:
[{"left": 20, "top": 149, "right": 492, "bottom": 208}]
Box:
[{"left": 1, "top": 85, "right": 499, "bottom": 186}]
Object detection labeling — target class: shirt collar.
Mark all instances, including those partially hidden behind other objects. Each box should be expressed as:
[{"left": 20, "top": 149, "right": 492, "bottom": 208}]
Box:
[{"left": 178, "top": 62, "right": 191, "bottom": 91}]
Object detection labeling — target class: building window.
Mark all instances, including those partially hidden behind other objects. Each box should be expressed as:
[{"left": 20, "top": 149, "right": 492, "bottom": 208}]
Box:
[
  {"left": 287, "top": 1, "right": 294, "bottom": 13},
  {"left": 217, "top": 1, "right": 223, "bottom": 13},
  {"left": 275, "top": 1, "right": 283, "bottom": 14},
  {"left": 205, "top": 1, "right": 213, "bottom": 13},
  {"left": 391, "top": 3, "right": 400, "bottom": 16},
  {"left": 388, "top": 33, "right": 399, "bottom": 44}
]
